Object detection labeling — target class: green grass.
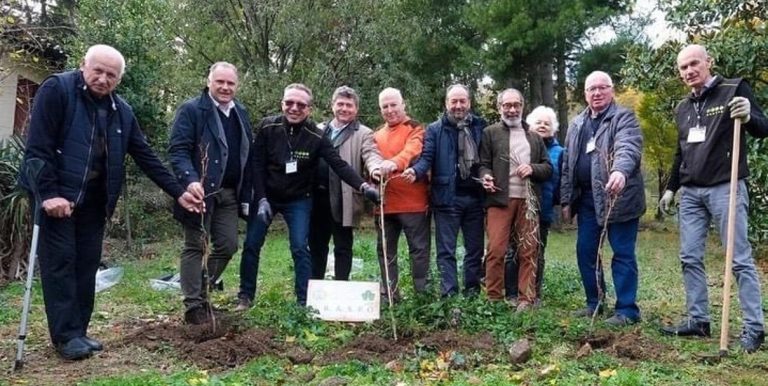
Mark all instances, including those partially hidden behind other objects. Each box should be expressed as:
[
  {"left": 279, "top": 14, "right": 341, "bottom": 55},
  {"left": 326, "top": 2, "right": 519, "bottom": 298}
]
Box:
[{"left": 2, "top": 218, "right": 768, "bottom": 385}]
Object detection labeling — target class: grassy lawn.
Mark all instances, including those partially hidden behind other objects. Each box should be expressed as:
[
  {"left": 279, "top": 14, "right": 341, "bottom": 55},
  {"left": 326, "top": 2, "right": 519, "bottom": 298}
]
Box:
[{"left": 1, "top": 217, "right": 768, "bottom": 385}]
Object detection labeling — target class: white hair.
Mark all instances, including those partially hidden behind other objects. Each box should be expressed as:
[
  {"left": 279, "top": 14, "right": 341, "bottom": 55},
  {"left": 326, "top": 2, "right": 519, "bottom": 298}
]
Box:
[
  {"left": 584, "top": 71, "right": 614, "bottom": 89},
  {"left": 526, "top": 105, "right": 559, "bottom": 133},
  {"left": 84, "top": 44, "right": 126, "bottom": 77},
  {"left": 378, "top": 87, "right": 403, "bottom": 104}
]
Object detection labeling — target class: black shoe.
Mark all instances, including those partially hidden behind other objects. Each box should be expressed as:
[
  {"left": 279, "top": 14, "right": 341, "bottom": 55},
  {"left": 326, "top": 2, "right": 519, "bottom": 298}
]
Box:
[
  {"left": 740, "top": 329, "right": 765, "bottom": 353},
  {"left": 605, "top": 313, "right": 639, "bottom": 327},
  {"left": 571, "top": 307, "right": 604, "bottom": 318},
  {"left": 81, "top": 336, "right": 103, "bottom": 351},
  {"left": 660, "top": 319, "right": 711, "bottom": 337},
  {"left": 56, "top": 337, "right": 92, "bottom": 360},
  {"left": 184, "top": 303, "right": 212, "bottom": 325},
  {"left": 210, "top": 278, "right": 224, "bottom": 292}
]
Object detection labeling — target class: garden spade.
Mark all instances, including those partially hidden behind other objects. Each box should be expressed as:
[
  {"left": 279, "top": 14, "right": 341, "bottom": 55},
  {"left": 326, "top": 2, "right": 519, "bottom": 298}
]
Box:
[
  {"left": 716, "top": 118, "right": 742, "bottom": 358},
  {"left": 14, "top": 157, "right": 45, "bottom": 371}
]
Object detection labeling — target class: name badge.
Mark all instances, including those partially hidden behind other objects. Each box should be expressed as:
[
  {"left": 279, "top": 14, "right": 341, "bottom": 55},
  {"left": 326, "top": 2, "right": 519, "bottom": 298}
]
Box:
[
  {"left": 586, "top": 138, "right": 596, "bottom": 154},
  {"left": 286, "top": 160, "right": 298, "bottom": 174},
  {"left": 687, "top": 126, "right": 706, "bottom": 143}
]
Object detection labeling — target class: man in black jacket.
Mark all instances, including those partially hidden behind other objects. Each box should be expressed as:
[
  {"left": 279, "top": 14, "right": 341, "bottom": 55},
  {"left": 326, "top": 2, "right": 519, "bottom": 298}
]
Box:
[
  {"left": 22, "top": 44, "right": 201, "bottom": 360},
  {"left": 659, "top": 44, "right": 768, "bottom": 353},
  {"left": 237, "top": 83, "right": 379, "bottom": 308},
  {"left": 168, "top": 62, "right": 253, "bottom": 324}
]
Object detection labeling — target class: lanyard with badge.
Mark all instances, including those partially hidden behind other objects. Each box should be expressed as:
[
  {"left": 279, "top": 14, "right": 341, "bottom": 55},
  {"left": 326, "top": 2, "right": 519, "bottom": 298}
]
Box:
[
  {"left": 283, "top": 126, "right": 298, "bottom": 174},
  {"left": 585, "top": 115, "right": 605, "bottom": 155},
  {"left": 688, "top": 98, "right": 707, "bottom": 143}
]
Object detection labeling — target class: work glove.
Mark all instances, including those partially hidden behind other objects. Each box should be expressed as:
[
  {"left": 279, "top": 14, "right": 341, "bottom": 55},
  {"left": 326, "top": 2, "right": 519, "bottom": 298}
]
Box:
[
  {"left": 728, "top": 97, "right": 751, "bottom": 123},
  {"left": 240, "top": 203, "right": 250, "bottom": 217},
  {"left": 659, "top": 190, "right": 675, "bottom": 215},
  {"left": 257, "top": 198, "right": 273, "bottom": 224},
  {"left": 360, "top": 182, "right": 381, "bottom": 204}
]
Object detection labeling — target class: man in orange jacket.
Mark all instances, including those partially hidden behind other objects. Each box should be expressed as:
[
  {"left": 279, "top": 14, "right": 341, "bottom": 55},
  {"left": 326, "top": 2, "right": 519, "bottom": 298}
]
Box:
[{"left": 373, "top": 87, "right": 431, "bottom": 301}]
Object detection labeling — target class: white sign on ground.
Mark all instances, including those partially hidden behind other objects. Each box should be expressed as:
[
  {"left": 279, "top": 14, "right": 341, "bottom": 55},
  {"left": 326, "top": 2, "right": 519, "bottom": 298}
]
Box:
[{"left": 307, "top": 280, "right": 380, "bottom": 322}]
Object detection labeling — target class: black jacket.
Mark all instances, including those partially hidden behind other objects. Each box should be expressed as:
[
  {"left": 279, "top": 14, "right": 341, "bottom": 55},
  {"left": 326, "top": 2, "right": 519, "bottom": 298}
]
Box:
[
  {"left": 668, "top": 76, "right": 768, "bottom": 191},
  {"left": 22, "top": 70, "right": 184, "bottom": 217},
  {"left": 168, "top": 89, "right": 253, "bottom": 226},
  {"left": 251, "top": 115, "right": 365, "bottom": 203}
]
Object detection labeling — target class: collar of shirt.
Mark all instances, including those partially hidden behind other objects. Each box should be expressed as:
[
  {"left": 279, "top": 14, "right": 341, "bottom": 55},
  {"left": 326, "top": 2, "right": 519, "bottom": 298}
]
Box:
[
  {"left": 693, "top": 75, "right": 719, "bottom": 98},
  {"left": 208, "top": 92, "right": 235, "bottom": 117}
]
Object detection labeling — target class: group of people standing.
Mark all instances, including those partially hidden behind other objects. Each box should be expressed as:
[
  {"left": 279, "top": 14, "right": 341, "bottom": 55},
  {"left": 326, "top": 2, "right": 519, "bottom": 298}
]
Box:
[{"left": 22, "top": 42, "right": 767, "bottom": 361}]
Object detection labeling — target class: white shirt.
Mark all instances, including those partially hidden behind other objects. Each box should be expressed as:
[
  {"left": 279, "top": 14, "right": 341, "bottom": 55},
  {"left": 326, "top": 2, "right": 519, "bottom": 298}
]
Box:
[{"left": 208, "top": 92, "right": 235, "bottom": 117}]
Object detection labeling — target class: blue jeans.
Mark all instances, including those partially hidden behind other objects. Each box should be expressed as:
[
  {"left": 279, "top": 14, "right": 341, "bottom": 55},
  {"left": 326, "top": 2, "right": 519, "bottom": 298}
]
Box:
[
  {"left": 679, "top": 181, "right": 764, "bottom": 331},
  {"left": 240, "top": 197, "right": 312, "bottom": 305},
  {"left": 576, "top": 193, "right": 640, "bottom": 321},
  {"left": 433, "top": 194, "right": 484, "bottom": 296}
]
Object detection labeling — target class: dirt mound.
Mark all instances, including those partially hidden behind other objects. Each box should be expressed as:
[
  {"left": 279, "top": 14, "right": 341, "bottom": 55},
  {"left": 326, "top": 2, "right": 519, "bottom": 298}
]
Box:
[
  {"left": 318, "top": 330, "right": 499, "bottom": 365},
  {"left": 579, "top": 330, "right": 668, "bottom": 361},
  {"left": 121, "top": 316, "right": 282, "bottom": 369}
]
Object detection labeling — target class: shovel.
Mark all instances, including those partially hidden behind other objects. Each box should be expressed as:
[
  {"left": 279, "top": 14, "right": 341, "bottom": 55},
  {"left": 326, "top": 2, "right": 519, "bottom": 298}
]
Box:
[{"left": 13, "top": 157, "right": 45, "bottom": 371}]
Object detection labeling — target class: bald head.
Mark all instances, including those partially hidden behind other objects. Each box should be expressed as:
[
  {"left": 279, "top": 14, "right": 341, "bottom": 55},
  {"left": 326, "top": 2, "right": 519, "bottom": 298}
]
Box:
[{"left": 677, "top": 44, "right": 713, "bottom": 92}]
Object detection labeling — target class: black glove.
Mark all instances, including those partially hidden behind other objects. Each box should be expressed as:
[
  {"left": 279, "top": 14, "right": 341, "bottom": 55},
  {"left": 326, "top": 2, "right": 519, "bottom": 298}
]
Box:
[
  {"left": 257, "top": 198, "right": 273, "bottom": 224},
  {"left": 360, "top": 183, "right": 381, "bottom": 204}
]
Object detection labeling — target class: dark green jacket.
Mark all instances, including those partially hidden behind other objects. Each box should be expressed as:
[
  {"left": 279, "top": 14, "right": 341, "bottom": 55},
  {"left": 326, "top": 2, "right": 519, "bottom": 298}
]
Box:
[{"left": 478, "top": 121, "right": 552, "bottom": 208}]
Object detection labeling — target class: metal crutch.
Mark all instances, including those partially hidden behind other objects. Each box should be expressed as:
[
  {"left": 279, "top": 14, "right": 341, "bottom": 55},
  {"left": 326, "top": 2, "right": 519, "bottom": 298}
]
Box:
[{"left": 14, "top": 157, "right": 45, "bottom": 371}]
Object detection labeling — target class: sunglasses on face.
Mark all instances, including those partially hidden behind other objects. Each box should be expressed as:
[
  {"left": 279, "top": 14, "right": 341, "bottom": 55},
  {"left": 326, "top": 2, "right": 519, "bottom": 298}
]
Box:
[{"left": 283, "top": 100, "right": 309, "bottom": 110}]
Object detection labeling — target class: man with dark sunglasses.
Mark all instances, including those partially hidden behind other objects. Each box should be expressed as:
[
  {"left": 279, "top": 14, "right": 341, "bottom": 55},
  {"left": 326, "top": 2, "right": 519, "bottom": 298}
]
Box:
[{"left": 237, "top": 83, "right": 380, "bottom": 308}]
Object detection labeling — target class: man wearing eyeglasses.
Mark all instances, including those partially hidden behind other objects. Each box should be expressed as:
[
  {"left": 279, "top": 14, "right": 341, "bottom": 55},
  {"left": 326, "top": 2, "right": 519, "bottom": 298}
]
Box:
[
  {"left": 560, "top": 71, "right": 645, "bottom": 326},
  {"left": 238, "top": 83, "right": 380, "bottom": 308},
  {"left": 478, "top": 88, "right": 552, "bottom": 310},
  {"left": 168, "top": 62, "right": 253, "bottom": 325}
]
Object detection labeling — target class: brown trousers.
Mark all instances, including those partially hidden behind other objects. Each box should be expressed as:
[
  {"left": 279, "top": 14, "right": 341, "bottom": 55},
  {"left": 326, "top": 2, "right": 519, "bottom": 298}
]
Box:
[{"left": 485, "top": 198, "right": 539, "bottom": 302}]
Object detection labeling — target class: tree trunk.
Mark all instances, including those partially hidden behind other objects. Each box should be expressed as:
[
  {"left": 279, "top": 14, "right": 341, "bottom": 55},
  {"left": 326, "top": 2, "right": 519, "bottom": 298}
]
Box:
[{"left": 555, "top": 39, "right": 569, "bottom": 144}]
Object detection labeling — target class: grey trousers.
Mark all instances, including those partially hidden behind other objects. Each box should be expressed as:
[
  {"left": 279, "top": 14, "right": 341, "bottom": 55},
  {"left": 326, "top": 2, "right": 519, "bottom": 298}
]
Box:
[
  {"left": 375, "top": 212, "right": 431, "bottom": 298},
  {"left": 679, "top": 181, "right": 764, "bottom": 332},
  {"left": 180, "top": 188, "right": 239, "bottom": 309}
]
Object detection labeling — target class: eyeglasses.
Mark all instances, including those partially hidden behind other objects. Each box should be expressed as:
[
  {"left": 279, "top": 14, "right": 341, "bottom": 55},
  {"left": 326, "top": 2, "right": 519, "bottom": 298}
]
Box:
[
  {"left": 586, "top": 85, "right": 612, "bottom": 93},
  {"left": 500, "top": 102, "right": 523, "bottom": 110},
  {"left": 283, "top": 100, "right": 309, "bottom": 110}
]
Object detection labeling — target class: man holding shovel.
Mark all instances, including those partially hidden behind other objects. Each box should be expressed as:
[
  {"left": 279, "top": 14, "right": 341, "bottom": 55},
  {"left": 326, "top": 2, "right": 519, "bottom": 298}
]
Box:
[
  {"left": 660, "top": 44, "right": 768, "bottom": 353},
  {"left": 21, "top": 45, "right": 202, "bottom": 360}
]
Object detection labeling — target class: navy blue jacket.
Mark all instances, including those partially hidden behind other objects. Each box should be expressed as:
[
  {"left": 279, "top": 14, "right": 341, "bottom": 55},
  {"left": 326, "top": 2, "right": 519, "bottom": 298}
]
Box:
[
  {"left": 411, "top": 112, "right": 486, "bottom": 206},
  {"left": 22, "top": 70, "right": 184, "bottom": 217},
  {"left": 539, "top": 138, "right": 564, "bottom": 224},
  {"left": 168, "top": 90, "right": 253, "bottom": 226}
]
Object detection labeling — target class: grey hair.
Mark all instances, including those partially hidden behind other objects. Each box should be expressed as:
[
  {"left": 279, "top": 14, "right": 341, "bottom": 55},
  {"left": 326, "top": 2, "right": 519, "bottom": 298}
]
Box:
[
  {"left": 84, "top": 44, "right": 126, "bottom": 77},
  {"left": 208, "top": 62, "right": 238, "bottom": 82},
  {"left": 446, "top": 84, "right": 470, "bottom": 99},
  {"left": 496, "top": 88, "right": 524, "bottom": 106},
  {"left": 285, "top": 83, "right": 314, "bottom": 104},
  {"left": 332, "top": 85, "right": 359, "bottom": 106},
  {"left": 526, "top": 105, "right": 559, "bottom": 133}
]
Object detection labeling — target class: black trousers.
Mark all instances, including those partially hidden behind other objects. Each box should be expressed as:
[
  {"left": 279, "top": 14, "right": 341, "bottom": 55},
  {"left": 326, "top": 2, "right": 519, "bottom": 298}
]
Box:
[
  {"left": 38, "top": 189, "right": 106, "bottom": 344},
  {"left": 309, "top": 189, "right": 354, "bottom": 280}
]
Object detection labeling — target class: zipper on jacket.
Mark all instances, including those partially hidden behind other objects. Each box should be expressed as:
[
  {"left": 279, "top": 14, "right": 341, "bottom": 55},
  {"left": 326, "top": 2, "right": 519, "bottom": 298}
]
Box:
[{"left": 75, "top": 112, "right": 97, "bottom": 206}]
